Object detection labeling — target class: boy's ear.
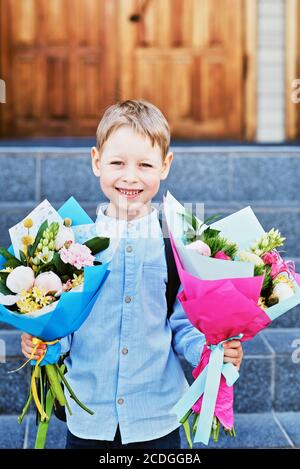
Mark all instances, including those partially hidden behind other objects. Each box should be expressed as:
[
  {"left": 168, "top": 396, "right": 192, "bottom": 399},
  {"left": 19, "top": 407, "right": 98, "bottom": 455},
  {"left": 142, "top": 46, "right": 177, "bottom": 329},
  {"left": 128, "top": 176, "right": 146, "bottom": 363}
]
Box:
[
  {"left": 160, "top": 151, "right": 173, "bottom": 180},
  {"left": 91, "top": 146, "right": 101, "bottom": 177}
]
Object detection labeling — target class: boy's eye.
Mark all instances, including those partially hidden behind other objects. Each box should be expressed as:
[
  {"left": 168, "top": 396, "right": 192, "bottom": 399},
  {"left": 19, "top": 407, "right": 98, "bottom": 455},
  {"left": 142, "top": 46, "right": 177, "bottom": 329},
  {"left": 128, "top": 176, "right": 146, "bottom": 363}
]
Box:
[
  {"left": 141, "top": 163, "right": 153, "bottom": 168},
  {"left": 110, "top": 161, "right": 123, "bottom": 165}
]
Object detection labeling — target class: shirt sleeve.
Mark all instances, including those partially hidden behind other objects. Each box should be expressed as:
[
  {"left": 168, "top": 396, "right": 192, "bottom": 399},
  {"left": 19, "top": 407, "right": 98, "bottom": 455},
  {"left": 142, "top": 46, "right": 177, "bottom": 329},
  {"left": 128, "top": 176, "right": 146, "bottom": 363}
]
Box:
[{"left": 169, "top": 285, "right": 205, "bottom": 368}]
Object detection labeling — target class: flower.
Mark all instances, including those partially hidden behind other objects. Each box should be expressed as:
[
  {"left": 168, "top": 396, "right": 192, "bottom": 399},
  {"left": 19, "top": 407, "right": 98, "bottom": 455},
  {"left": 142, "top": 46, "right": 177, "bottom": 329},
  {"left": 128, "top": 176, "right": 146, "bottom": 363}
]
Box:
[
  {"left": 71, "top": 273, "right": 84, "bottom": 288},
  {"left": 59, "top": 243, "right": 95, "bottom": 270},
  {"left": 55, "top": 224, "right": 75, "bottom": 250},
  {"left": 272, "top": 273, "right": 295, "bottom": 301},
  {"left": 37, "top": 246, "right": 54, "bottom": 264},
  {"left": 262, "top": 251, "right": 281, "bottom": 265},
  {"left": 16, "top": 287, "right": 56, "bottom": 313},
  {"left": 6, "top": 266, "right": 35, "bottom": 293},
  {"left": 186, "top": 240, "right": 211, "bottom": 257},
  {"left": 23, "top": 218, "right": 33, "bottom": 229},
  {"left": 0, "top": 292, "right": 20, "bottom": 306},
  {"left": 34, "top": 272, "right": 63, "bottom": 295},
  {"left": 21, "top": 235, "right": 34, "bottom": 246},
  {"left": 238, "top": 250, "right": 264, "bottom": 266},
  {"left": 214, "top": 251, "right": 231, "bottom": 261}
]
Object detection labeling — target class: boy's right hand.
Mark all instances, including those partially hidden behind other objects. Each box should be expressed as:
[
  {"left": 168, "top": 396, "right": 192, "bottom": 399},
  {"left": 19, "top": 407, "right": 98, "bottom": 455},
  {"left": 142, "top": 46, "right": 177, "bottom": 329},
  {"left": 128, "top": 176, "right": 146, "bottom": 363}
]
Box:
[{"left": 21, "top": 333, "right": 47, "bottom": 360}]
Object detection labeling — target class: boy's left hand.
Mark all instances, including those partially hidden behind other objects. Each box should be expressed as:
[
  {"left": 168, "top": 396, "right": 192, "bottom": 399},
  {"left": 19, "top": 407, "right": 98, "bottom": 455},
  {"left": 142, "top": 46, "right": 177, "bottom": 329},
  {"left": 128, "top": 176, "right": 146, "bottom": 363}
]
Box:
[{"left": 222, "top": 340, "right": 243, "bottom": 371}]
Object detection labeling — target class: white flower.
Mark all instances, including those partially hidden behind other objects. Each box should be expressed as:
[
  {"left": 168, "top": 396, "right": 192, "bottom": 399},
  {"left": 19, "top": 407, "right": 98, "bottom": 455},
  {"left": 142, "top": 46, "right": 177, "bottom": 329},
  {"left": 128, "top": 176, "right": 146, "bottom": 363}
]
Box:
[
  {"left": 0, "top": 292, "right": 20, "bottom": 306},
  {"left": 55, "top": 225, "right": 75, "bottom": 250},
  {"left": 6, "top": 266, "right": 35, "bottom": 293},
  {"left": 34, "top": 272, "right": 63, "bottom": 296},
  {"left": 237, "top": 251, "right": 264, "bottom": 266}
]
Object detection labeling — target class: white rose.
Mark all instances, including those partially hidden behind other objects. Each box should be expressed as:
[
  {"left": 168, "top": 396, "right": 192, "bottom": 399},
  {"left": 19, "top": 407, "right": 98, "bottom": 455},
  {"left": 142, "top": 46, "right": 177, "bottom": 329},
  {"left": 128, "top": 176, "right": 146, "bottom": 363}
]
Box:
[{"left": 6, "top": 266, "right": 35, "bottom": 293}]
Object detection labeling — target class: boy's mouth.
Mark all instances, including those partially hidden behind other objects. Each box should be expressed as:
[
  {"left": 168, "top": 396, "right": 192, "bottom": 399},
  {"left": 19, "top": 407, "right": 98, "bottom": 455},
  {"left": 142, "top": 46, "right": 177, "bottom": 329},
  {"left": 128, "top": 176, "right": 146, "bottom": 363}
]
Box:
[{"left": 116, "top": 187, "right": 144, "bottom": 199}]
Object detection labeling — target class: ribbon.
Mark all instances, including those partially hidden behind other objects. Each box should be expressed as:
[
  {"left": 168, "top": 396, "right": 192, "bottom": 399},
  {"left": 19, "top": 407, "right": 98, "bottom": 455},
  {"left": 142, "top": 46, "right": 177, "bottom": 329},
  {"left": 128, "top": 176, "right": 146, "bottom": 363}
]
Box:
[
  {"left": 171, "top": 334, "right": 242, "bottom": 446},
  {"left": 9, "top": 337, "right": 60, "bottom": 421}
]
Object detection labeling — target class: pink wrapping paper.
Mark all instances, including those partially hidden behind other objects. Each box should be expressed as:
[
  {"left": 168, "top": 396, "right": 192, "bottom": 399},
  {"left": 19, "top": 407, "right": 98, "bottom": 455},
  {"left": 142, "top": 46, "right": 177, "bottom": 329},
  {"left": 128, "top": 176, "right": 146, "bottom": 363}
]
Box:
[{"left": 170, "top": 234, "right": 272, "bottom": 429}]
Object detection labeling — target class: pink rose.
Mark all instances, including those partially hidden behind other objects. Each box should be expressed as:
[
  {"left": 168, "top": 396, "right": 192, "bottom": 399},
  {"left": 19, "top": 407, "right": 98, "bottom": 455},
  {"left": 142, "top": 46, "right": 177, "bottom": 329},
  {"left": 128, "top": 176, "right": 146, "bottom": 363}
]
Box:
[
  {"left": 214, "top": 251, "right": 231, "bottom": 261},
  {"left": 186, "top": 240, "right": 211, "bottom": 257}
]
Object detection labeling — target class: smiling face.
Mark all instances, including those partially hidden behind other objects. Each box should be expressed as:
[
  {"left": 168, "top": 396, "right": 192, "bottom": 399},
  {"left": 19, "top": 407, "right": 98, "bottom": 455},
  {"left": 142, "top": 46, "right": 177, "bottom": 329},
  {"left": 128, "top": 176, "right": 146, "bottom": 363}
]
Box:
[{"left": 91, "top": 126, "right": 173, "bottom": 220}]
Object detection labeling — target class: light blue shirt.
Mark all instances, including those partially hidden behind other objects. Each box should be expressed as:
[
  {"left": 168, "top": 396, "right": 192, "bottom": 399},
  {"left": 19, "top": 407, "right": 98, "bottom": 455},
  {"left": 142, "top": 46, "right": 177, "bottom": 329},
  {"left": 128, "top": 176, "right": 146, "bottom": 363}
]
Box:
[{"left": 60, "top": 205, "right": 205, "bottom": 444}]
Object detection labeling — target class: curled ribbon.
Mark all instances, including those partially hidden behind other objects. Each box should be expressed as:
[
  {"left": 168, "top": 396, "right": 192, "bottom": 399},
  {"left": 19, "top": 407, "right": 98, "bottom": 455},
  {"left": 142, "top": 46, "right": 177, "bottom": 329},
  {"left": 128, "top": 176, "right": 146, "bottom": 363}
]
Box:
[{"left": 171, "top": 334, "right": 242, "bottom": 446}]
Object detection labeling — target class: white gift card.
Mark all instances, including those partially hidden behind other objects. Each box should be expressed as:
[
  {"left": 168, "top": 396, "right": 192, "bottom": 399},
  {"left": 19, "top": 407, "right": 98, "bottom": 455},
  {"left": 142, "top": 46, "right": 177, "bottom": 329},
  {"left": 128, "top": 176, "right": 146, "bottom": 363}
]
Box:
[{"left": 9, "top": 200, "right": 63, "bottom": 259}]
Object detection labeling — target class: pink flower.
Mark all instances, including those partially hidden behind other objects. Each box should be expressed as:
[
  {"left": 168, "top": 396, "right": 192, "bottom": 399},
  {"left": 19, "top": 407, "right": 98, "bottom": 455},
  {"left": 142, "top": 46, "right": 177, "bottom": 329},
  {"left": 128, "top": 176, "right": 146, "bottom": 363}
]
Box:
[
  {"left": 262, "top": 251, "right": 281, "bottom": 265},
  {"left": 59, "top": 243, "right": 95, "bottom": 270},
  {"left": 214, "top": 251, "right": 231, "bottom": 261},
  {"left": 262, "top": 250, "right": 296, "bottom": 280},
  {"left": 186, "top": 240, "right": 211, "bottom": 257}
]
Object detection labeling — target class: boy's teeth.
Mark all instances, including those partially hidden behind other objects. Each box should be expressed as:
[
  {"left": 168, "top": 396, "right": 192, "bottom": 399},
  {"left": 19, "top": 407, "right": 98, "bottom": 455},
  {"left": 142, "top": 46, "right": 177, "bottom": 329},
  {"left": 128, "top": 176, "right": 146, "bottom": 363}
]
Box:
[{"left": 118, "top": 189, "right": 141, "bottom": 195}]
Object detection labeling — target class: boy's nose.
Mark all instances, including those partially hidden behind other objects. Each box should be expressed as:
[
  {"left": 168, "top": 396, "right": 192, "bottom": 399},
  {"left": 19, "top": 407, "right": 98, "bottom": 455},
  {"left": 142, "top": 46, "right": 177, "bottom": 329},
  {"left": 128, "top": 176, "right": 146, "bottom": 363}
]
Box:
[{"left": 122, "top": 169, "right": 139, "bottom": 183}]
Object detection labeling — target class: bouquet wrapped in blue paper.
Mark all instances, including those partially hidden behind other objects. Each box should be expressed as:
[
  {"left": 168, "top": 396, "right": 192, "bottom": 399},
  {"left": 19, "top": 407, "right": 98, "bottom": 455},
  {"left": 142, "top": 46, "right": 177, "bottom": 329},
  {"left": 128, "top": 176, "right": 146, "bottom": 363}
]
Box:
[{"left": 0, "top": 197, "right": 110, "bottom": 447}]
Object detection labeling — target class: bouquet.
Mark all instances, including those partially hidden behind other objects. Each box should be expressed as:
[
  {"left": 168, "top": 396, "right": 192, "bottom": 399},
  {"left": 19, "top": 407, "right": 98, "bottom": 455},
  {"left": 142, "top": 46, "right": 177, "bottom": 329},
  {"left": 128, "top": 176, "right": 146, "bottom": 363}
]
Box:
[
  {"left": 0, "top": 197, "right": 110, "bottom": 448},
  {"left": 164, "top": 192, "right": 300, "bottom": 447}
]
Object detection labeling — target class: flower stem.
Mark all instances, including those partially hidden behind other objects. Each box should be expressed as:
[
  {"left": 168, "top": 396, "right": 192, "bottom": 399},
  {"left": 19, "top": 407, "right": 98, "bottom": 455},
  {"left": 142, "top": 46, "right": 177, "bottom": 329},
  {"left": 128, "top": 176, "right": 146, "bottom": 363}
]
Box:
[{"left": 55, "top": 363, "right": 94, "bottom": 415}]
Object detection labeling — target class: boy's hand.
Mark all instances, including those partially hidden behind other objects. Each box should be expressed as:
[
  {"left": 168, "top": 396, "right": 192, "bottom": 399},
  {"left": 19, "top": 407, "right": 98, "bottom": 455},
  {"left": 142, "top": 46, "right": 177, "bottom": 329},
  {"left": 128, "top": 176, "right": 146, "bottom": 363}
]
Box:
[
  {"left": 21, "top": 333, "right": 46, "bottom": 360},
  {"left": 222, "top": 340, "right": 243, "bottom": 371}
]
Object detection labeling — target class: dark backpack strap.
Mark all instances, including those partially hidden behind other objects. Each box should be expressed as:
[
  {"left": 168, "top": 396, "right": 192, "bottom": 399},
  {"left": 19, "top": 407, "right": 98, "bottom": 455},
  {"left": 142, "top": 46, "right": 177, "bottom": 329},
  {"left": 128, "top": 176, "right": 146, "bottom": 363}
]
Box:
[{"left": 158, "top": 212, "right": 181, "bottom": 318}]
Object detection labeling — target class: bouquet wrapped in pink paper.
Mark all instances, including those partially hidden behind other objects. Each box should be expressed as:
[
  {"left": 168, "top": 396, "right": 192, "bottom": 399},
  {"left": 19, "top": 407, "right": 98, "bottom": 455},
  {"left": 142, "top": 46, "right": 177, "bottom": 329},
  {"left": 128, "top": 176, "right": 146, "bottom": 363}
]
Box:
[{"left": 164, "top": 192, "right": 300, "bottom": 447}]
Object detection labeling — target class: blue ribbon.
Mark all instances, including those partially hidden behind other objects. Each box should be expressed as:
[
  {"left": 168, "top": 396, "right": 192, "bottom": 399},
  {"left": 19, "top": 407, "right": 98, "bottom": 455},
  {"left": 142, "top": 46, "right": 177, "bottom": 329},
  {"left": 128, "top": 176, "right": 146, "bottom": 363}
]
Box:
[{"left": 171, "top": 334, "right": 242, "bottom": 445}]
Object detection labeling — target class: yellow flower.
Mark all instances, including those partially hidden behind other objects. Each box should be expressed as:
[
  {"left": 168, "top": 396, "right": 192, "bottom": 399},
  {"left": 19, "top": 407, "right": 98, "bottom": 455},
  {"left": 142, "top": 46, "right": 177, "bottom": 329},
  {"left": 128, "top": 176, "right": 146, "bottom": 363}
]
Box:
[
  {"left": 23, "top": 218, "right": 33, "bottom": 229},
  {"left": 21, "top": 235, "right": 34, "bottom": 246},
  {"left": 0, "top": 267, "right": 13, "bottom": 273},
  {"left": 71, "top": 273, "right": 84, "bottom": 288}
]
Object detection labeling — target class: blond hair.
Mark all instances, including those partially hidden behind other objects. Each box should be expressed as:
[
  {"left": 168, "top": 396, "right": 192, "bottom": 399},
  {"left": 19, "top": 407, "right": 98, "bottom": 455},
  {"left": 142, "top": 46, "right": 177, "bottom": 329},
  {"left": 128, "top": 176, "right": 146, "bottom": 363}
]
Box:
[{"left": 96, "top": 99, "right": 170, "bottom": 158}]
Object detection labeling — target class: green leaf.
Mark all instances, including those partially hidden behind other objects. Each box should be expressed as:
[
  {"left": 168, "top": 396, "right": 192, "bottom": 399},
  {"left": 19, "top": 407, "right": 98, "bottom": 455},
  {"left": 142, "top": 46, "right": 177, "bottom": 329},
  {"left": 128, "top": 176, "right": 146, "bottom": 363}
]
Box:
[
  {"left": 52, "top": 252, "right": 73, "bottom": 277},
  {"left": 84, "top": 237, "right": 110, "bottom": 255},
  {"left": 19, "top": 250, "right": 27, "bottom": 265},
  {"left": 180, "top": 211, "right": 199, "bottom": 233},
  {"left": 203, "top": 214, "right": 221, "bottom": 225},
  {"left": 4, "top": 258, "right": 23, "bottom": 269},
  {"left": 0, "top": 248, "right": 22, "bottom": 266},
  {"left": 0, "top": 279, "right": 14, "bottom": 295},
  {"left": 28, "top": 220, "right": 48, "bottom": 258}
]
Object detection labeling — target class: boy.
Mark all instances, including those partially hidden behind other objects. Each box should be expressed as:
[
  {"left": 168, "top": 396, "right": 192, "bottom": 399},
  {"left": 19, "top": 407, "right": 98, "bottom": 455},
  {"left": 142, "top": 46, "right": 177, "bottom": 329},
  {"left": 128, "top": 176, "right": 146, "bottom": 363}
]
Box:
[{"left": 22, "top": 99, "right": 243, "bottom": 449}]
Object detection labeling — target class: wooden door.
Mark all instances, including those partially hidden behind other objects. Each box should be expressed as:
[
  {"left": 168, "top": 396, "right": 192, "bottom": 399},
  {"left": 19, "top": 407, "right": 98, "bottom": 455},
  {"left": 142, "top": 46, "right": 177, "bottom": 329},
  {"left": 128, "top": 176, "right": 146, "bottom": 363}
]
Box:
[
  {"left": 0, "top": 0, "right": 118, "bottom": 137},
  {"left": 120, "top": 0, "right": 246, "bottom": 139},
  {"left": 0, "top": 0, "right": 253, "bottom": 139}
]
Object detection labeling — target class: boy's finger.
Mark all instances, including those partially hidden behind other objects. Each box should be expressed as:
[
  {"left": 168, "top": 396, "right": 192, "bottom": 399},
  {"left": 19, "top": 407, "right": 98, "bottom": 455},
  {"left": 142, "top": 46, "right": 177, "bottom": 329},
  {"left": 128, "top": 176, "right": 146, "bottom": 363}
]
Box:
[
  {"left": 223, "top": 356, "right": 239, "bottom": 366},
  {"left": 223, "top": 340, "right": 241, "bottom": 349},
  {"left": 223, "top": 348, "right": 239, "bottom": 358}
]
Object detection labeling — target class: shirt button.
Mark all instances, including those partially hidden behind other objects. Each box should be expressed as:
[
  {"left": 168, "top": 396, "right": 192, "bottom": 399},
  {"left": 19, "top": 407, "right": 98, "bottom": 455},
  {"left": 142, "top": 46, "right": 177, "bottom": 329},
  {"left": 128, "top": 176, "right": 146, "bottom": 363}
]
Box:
[
  {"left": 118, "top": 398, "right": 124, "bottom": 405},
  {"left": 126, "top": 245, "right": 133, "bottom": 253},
  {"left": 122, "top": 348, "right": 128, "bottom": 355},
  {"left": 125, "top": 296, "right": 132, "bottom": 303},
  {"left": 127, "top": 222, "right": 133, "bottom": 228}
]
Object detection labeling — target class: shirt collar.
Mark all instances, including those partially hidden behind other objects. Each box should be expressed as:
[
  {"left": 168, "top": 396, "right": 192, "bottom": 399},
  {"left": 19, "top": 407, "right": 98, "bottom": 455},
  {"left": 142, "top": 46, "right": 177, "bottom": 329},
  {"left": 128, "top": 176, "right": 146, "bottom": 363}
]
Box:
[{"left": 95, "top": 204, "right": 161, "bottom": 239}]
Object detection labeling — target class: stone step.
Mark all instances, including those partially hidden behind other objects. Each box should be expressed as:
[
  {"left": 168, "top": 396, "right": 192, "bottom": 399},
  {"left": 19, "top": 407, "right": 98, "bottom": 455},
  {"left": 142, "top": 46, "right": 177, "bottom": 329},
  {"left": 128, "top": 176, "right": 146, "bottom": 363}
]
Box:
[
  {"left": 0, "top": 411, "right": 299, "bottom": 449},
  {"left": 0, "top": 328, "right": 299, "bottom": 416}
]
